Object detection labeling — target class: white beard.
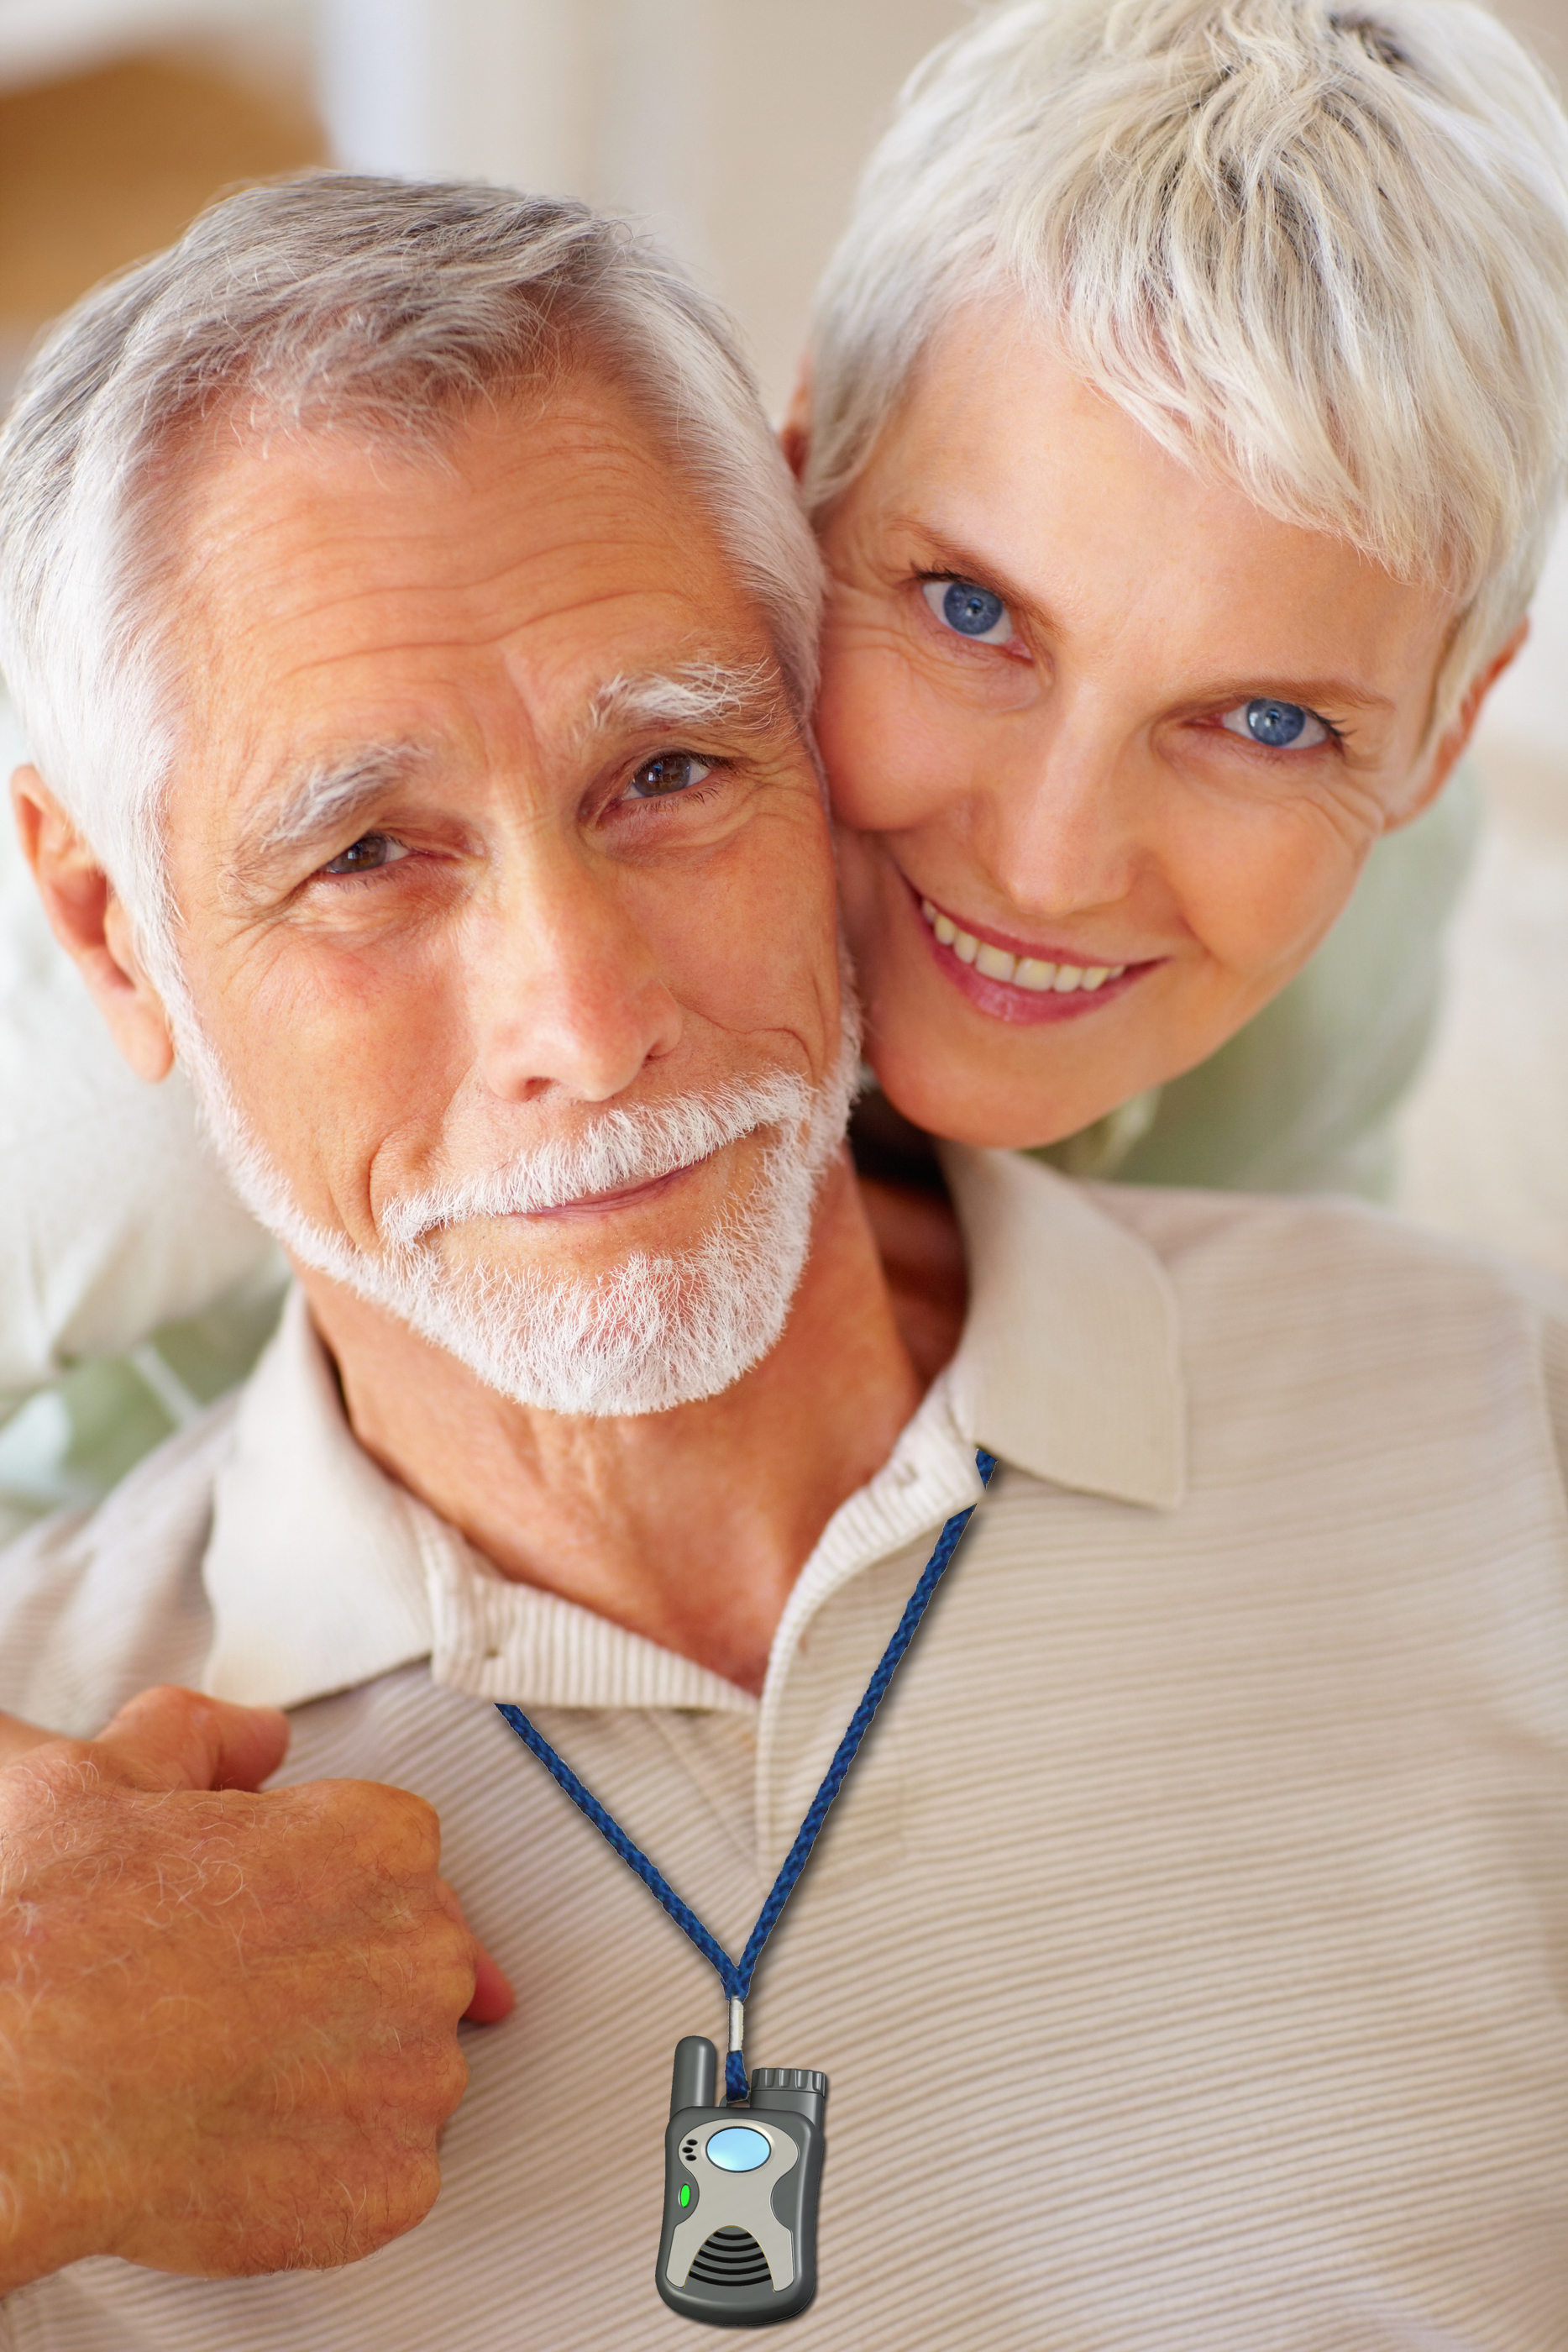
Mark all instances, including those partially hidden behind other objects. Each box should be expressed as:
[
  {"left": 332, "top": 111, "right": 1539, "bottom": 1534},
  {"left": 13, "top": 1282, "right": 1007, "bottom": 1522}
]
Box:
[{"left": 177, "top": 1010, "right": 861, "bottom": 1418}]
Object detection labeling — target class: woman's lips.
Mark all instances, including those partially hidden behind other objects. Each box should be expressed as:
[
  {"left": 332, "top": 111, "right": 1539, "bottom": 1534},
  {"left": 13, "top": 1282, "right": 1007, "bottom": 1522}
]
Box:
[{"left": 909, "top": 883, "right": 1159, "bottom": 1026}]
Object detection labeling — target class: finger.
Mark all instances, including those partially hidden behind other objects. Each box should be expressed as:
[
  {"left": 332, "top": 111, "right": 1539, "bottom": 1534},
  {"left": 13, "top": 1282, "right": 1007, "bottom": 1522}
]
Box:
[
  {"left": 464, "top": 1945, "right": 517, "bottom": 2026},
  {"left": 434, "top": 1878, "right": 516, "bottom": 2025},
  {"left": 0, "top": 1709, "right": 58, "bottom": 1767},
  {"left": 93, "top": 1685, "right": 291, "bottom": 1793}
]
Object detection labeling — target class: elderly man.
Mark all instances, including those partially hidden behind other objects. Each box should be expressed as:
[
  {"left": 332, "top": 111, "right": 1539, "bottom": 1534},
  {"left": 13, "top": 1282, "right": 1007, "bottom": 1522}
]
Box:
[{"left": 1, "top": 177, "right": 1567, "bottom": 2351}]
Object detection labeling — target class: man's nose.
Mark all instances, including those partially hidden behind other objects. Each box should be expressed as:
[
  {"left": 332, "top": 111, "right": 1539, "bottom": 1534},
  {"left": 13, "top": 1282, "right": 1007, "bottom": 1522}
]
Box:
[{"left": 467, "top": 850, "right": 684, "bottom": 1104}]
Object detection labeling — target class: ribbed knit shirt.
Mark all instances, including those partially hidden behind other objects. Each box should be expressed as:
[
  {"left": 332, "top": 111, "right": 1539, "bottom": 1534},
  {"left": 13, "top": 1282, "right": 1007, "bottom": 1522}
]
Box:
[{"left": 2, "top": 1147, "right": 1566, "bottom": 2351}]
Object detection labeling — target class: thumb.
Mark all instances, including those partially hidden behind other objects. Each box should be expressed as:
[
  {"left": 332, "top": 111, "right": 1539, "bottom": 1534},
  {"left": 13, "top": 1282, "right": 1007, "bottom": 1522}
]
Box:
[
  {"left": 93, "top": 1683, "right": 291, "bottom": 1793},
  {"left": 435, "top": 1877, "right": 516, "bottom": 2025}
]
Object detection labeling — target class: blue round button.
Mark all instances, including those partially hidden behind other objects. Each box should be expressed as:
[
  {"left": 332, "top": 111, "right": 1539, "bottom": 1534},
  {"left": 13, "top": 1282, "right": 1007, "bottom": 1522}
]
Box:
[{"left": 705, "top": 2127, "right": 771, "bottom": 2172}]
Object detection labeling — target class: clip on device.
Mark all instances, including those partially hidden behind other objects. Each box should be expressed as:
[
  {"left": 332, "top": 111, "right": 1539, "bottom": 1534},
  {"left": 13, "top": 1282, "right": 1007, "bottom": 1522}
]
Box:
[
  {"left": 658, "top": 2035, "right": 827, "bottom": 2327},
  {"left": 496, "top": 1453, "right": 996, "bottom": 2325}
]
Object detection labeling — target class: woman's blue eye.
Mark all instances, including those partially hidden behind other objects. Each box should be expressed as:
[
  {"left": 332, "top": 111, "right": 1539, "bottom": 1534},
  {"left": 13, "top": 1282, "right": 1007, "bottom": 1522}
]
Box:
[
  {"left": 922, "top": 577, "right": 1015, "bottom": 646},
  {"left": 1220, "top": 697, "right": 1329, "bottom": 749}
]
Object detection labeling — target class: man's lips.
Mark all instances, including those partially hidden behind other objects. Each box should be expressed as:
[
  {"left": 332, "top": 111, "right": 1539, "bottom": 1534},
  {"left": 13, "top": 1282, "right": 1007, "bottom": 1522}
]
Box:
[
  {"left": 515, "top": 1156, "right": 712, "bottom": 1222},
  {"left": 907, "top": 881, "right": 1162, "bottom": 1025}
]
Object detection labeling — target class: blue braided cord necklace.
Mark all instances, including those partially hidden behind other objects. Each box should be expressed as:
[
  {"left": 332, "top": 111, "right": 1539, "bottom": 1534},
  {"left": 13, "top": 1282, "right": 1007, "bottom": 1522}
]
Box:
[{"left": 496, "top": 1448, "right": 997, "bottom": 2104}]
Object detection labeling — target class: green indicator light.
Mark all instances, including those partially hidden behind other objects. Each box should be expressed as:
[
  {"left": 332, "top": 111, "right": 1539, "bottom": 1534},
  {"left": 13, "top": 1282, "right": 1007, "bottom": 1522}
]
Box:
[{"left": 679, "top": 2185, "right": 691, "bottom": 2208}]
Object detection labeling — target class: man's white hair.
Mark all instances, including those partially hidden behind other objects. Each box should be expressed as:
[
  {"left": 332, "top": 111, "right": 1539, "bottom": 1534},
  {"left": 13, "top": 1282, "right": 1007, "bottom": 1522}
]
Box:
[
  {"left": 0, "top": 176, "right": 824, "bottom": 993},
  {"left": 806, "top": 0, "right": 1568, "bottom": 727}
]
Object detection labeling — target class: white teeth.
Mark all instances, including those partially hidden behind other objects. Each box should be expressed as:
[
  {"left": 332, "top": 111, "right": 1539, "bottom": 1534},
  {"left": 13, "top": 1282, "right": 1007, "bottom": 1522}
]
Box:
[
  {"left": 1015, "top": 958, "right": 1058, "bottom": 992},
  {"left": 920, "top": 895, "right": 1130, "bottom": 992},
  {"left": 975, "top": 942, "right": 1016, "bottom": 982}
]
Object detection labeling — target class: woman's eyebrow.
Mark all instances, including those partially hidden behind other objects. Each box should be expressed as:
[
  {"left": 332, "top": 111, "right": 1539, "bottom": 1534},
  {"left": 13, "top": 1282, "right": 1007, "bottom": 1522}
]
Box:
[
  {"left": 904, "top": 521, "right": 1396, "bottom": 716},
  {"left": 894, "top": 520, "right": 1041, "bottom": 617},
  {"left": 1179, "top": 675, "right": 1397, "bottom": 717}
]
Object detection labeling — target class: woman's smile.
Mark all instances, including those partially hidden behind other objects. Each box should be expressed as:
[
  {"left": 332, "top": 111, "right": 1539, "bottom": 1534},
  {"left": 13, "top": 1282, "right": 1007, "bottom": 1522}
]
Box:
[{"left": 907, "top": 879, "right": 1158, "bottom": 1026}]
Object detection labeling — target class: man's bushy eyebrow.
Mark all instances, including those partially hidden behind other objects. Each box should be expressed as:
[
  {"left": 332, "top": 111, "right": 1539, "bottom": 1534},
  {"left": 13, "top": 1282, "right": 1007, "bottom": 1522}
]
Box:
[
  {"left": 228, "top": 743, "right": 433, "bottom": 878},
  {"left": 225, "top": 661, "right": 787, "bottom": 892},
  {"left": 583, "top": 659, "right": 782, "bottom": 741}
]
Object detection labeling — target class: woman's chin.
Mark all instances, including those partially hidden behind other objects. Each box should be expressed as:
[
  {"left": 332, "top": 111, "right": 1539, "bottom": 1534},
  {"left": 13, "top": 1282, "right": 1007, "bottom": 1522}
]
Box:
[{"left": 863, "top": 1037, "right": 1146, "bottom": 1155}]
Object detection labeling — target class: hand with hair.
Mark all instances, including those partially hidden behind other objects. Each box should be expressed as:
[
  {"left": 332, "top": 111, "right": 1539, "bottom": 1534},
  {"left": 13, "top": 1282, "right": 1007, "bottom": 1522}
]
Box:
[{"left": 0, "top": 1685, "right": 512, "bottom": 2292}]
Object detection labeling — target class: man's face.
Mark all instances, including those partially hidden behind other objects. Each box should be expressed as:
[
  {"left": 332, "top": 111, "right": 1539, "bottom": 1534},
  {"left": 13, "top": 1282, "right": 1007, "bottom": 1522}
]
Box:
[
  {"left": 159, "top": 375, "right": 844, "bottom": 1404},
  {"left": 813, "top": 309, "right": 1470, "bottom": 1150}
]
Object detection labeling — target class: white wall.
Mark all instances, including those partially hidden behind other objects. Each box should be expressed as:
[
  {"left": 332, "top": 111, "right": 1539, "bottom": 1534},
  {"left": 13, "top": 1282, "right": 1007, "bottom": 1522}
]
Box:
[
  {"left": 318, "top": 0, "right": 594, "bottom": 201},
  {"left": 1475, "top": 519, "right": 1568, "bottom": 781},
  {"left": 313, "top": 0, "right": 966, "bottom": 412}
]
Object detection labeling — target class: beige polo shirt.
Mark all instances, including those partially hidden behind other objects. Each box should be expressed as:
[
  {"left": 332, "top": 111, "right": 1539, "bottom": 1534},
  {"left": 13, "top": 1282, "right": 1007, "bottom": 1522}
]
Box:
[{"left": 3, "top": 1150, "right": 1567, "bottom": 2351}]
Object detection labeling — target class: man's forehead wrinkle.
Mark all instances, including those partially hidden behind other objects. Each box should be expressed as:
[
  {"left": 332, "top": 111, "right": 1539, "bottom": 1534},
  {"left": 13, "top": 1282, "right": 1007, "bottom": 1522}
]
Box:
[{"left": 186, "top": 444, "right": 685, "bottom": 651}]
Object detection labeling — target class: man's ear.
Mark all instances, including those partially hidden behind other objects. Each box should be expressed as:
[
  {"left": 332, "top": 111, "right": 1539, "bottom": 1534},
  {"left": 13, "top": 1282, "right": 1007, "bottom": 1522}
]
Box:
[
  {"left": 779, "top": 353, "right": 813, "bottom": 484},
  {"left": 11, "top": 765, "right": 176, "bottom": 1081},
  {"left": 1387, "top": 617, "right": 1529, "bottom": 830}
]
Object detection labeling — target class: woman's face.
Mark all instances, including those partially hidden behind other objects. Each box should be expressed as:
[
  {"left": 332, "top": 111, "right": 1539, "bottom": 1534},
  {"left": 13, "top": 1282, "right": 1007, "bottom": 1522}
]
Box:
[{"left": 812, "top": 311, "right": 1486, "bottom": 1150}]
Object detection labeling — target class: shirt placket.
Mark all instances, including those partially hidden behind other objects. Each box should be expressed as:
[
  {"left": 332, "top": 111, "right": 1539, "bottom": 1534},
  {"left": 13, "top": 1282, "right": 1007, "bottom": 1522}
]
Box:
[{"left": 750, "top": 1397, "right": 987, "bottom": 1883}]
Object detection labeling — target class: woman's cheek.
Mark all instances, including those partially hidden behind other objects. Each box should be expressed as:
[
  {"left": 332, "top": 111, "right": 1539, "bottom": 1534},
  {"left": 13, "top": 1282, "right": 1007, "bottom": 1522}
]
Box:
[
  {"left": 816, "top": 643, "right": 936, "bottom": 832},
  {"left": 1179, "top": 800, "right": 1366, "bottom": 987},
  {"left": 830, "top": 824, "right": 886, "bottom": 966},
  {"left": 815, "top": 654, "right": 883, "bottom": 830}
]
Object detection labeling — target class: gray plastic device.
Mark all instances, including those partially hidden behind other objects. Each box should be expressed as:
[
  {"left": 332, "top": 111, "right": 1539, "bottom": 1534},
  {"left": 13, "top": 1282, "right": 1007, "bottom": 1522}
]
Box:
[{"left": 656, "top": 2037, "right": 828, "bottom": 2327}]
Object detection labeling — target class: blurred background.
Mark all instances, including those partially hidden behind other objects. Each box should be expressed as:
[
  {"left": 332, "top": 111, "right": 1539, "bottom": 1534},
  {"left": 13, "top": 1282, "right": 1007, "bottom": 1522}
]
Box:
[{"left": 0, "top": 0, "right": 1562, "bottom": 1301}]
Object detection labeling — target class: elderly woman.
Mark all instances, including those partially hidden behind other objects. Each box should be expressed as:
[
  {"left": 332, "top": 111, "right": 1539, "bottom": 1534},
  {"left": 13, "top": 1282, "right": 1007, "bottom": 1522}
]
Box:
[
  {"left": 792, "top": 0, "right": 1556, "bottom": 1180},
  {"left": 2, "top": 0, "right": 1562, "bottom": 1510}
]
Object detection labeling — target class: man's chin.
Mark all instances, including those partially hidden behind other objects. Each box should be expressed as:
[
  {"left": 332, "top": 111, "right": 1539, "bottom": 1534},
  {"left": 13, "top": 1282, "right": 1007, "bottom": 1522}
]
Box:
[
  {"left": 272, "top": 1137, "right": 828, "bottom": 1418},
  {"left": 379, "top": 1239, "right": 806, "bottom": 1420},
  {"left": 187, "top": 997, "right": 863, "bottom": 1417}
]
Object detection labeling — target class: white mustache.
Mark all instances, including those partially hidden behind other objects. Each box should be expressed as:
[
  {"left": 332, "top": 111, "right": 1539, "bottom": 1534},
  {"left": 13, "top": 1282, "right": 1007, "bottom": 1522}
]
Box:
[{"left": 378, "top": 1072, "right": 816, "bottom": 1246}]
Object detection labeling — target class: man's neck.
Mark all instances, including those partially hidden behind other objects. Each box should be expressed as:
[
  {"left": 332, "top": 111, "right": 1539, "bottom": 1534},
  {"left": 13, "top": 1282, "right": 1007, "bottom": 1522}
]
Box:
[{"left": 297, "top": 1154, "right": 928, "bottom": 1695}]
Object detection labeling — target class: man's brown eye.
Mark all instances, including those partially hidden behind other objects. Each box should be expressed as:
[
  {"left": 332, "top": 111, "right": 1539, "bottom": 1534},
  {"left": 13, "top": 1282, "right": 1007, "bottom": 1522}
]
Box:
[
  {"left": 323, "top": 832, "right": 405, "bottom": 875},
  {"left": 627, "top": 753, "right": 712, "bottom": 800}
]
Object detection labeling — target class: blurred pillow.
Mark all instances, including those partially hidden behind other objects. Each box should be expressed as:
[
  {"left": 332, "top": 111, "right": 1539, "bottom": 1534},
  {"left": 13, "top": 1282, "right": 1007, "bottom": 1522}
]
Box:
[{"left": 0, "top": 700, "right": 277, "bottom": 1409}]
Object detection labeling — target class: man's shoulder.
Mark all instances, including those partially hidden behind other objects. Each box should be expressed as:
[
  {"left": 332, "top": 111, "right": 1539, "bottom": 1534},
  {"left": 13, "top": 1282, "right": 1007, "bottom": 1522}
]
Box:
[
  {"left": 1084, "top": 1173, "right": 1568, "bottom": 1321},
  {"left": 0, "top": 1395, "right": 239, "bottom": 1734},
  {"left": 1077, "top": 1173, "right": 1568, "bottom": 1472}
]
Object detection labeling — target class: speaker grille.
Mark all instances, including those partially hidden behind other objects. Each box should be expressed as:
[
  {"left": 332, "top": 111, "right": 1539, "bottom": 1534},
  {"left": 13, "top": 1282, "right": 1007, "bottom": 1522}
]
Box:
[{"left": 689, "top": 2228, "right": 774, "bottom": 2290}]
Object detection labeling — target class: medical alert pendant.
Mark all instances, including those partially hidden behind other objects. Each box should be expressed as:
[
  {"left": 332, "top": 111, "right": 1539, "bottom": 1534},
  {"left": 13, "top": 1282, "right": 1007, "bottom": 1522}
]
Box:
[
  {"left": 656, "top": 2037, "right": 827, "bottom": 2326},
  {"left": 501, "top": 1460, "right": 991, "bottom": 2323}
]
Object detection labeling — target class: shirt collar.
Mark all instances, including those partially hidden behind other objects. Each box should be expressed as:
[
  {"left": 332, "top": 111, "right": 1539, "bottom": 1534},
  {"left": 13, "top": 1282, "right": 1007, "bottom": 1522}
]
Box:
[
  {"left": 203, "top": 1289, "right": 750, "bottom": 1714},
  {"left": 941, "top": 1145, "right": 1186, "bottom": 1511},
  {"left": 201, "top": 1149, "right": 1185, "bottom": 1713},
  {"left": 203, "top": 1287, "right": 434, "bottom": 1709}
]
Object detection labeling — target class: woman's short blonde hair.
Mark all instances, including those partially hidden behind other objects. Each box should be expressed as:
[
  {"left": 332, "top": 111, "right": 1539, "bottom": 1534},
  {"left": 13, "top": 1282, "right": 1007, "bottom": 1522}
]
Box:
[{"left": 805, "top": 0, "right": 1568, "bottom": 726}]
